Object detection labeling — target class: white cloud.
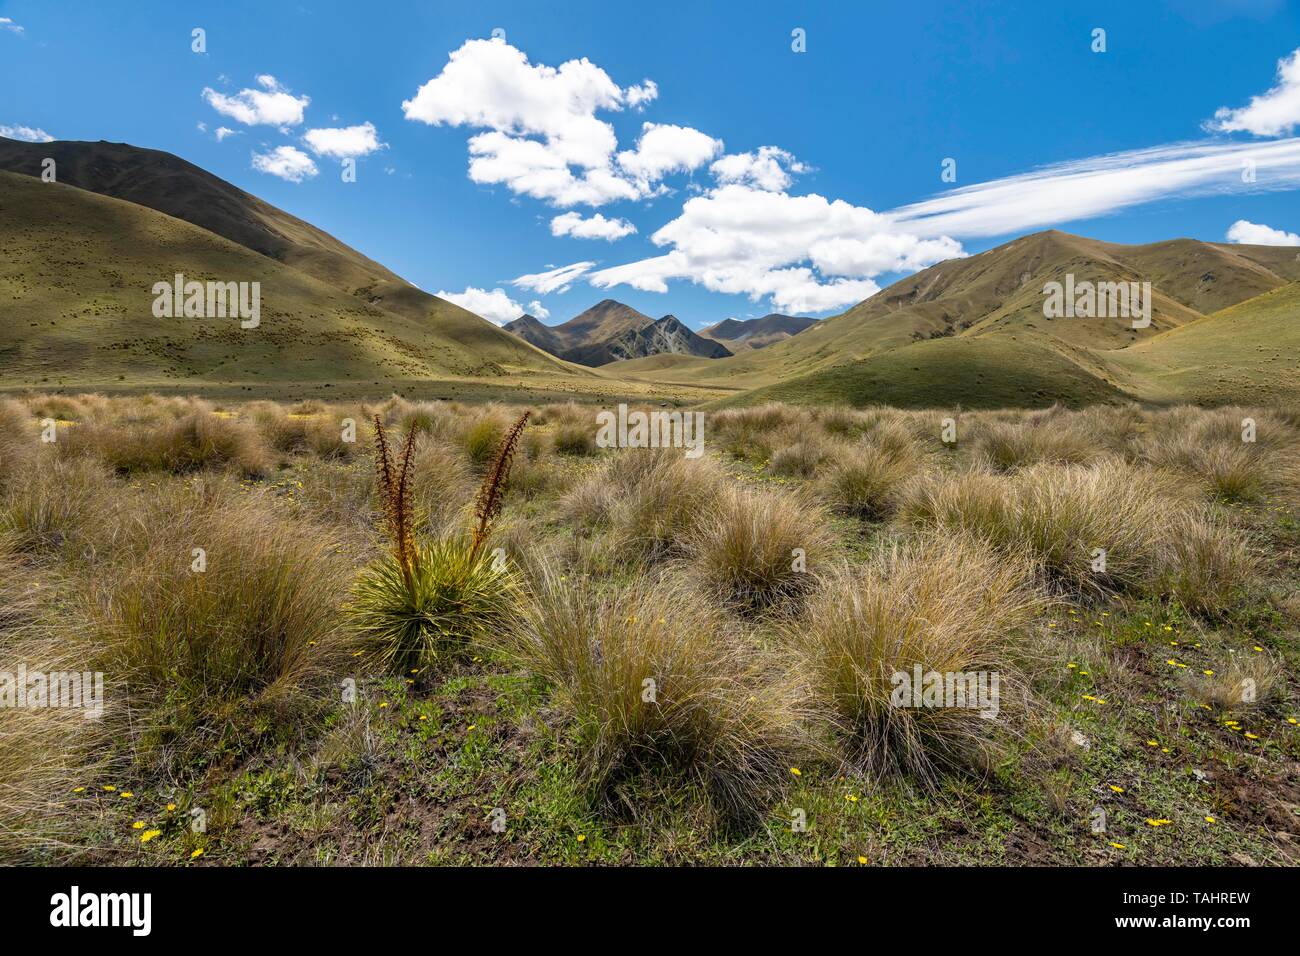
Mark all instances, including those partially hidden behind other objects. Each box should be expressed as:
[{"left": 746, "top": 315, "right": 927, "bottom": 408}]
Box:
[
  {"left": 710, "top": 146, "right": 807, "bottom": 191},
  {"left": 512, "top": 261, "right": 596, "bottom": 295},
  {"left": 550, "top": 211, "right": 637, "bottom": 241},
  {"left": 251, "top": 145, "right": 318, "bottom": 183},
  {"left": 527, "top": 300, "right": 550, "bottom": 319},
  {"left": 435, "top": 286, "right": 527, "bottom": 325},
  {"left": 624, "top": 80, "right": 658, "bottom": 110},
  {"left": 303, "top": 121, "right": 386, "bottom": 159},
  {"left": 203, "top": 75, "right": 310, "bottom": 127},
  {"left": 1209, "top": 48, "right": 1300, "bottom": 137},
  {"left": 1226, "top": 218, "right": 1300, "bottom": 244},
  {"left": 0, "top": 17, "right": 24, "bottom": 35},
  {"left": 1, "top": 123, "right": 53, "bottom": 142},
  {"left": 403, "top": 40, "right": 704, "bottom": 207},
  {"left": 616, "top": 122, "right": 722, "bottom": 183},
  {"left": 215, "top": 127, "right": 240, "bottom": 142},
  {"left": 889, "top": 138, "right": 1300, "bottom": 238},
  {"left": 586, "top": 183, "right": 963, "bottom": 313}
]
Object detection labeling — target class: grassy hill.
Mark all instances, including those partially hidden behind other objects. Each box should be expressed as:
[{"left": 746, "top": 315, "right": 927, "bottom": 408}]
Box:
[
  {"left": 0, "top": 137, "right": 576, "bottom": 379},
  {"left": 0, "top": 170, "right": 595, "bottom": 390},
  {"left": 698, "top": 230, "right": 1300, "bottom": 409}
]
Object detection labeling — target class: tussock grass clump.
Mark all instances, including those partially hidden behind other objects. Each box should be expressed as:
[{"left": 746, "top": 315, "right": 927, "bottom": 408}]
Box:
[
  {"left": 0, "top": 399, "right": 34, "bottom": 487},
  {"left": 767, "top": 437, "right": 830, "bottom": 479},
  {"left": 791, "top": 534, "right": 1044, "bottom": 783},
  {"left": 816, "top": 442, "right": 918, "bottom": 520},
  {"left": 349, "top": 415, "right": 525, "bottom": 671},
  {"left": 69, "top": 411, "right": 273, "bottom": 477},
  {"left": 972, "top": 420, "right": 1098, "bottom": 471},
  {"left": 608, "top": 451, "right": 727, "bottom": 563},
  {"left": 553, "top": 422, "right": 598, "bottom": 456},
  {"left": 1181, "top": 651, "right": 1284, "bottom": 712},
  {"left": 0, "top": 456, "right": 114, "bottom": 558},
  {"left": 899, "top": 460, "right": 1256, "bottom": 613},
  {"left": 687, "top": 484, "right": 837, "bottom": 614},
  {"left": 505, "top": 567, "right": 811, "bottom": 825},
  {"left": 86, "top": 487, "right": 354, "bottom": 766},
  {"left": 460, "top": 412, "right": 509, "bottom": 470}
]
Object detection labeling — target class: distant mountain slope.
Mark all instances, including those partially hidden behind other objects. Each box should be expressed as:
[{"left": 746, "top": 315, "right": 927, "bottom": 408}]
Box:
[
  {"left": 504, "top": 300, "right": 729, "bottom": 366},
  {"left": 0, "top": 170, "right": 588, "bottom": 388},
  {"left": 0, "top": 136, "right": 573, "bottom": 376},
  {"left": 700, "top": 313, "right": 818, "bottom": 350},
  {"left": 567, "top": 315, "right": 732, "bottom": 366}
]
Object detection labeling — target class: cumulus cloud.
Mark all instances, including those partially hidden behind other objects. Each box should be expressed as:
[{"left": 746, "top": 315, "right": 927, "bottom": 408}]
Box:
[
  {"left": 616, "top": 122, "right": 722, "bottom": 184},
  {"left": 204, "top": 75, "right": 310, "bottom": 127},
  {"left": 1226, "top": 218, "right": 1300, "bottom": 244},
  {"left": 403, "top": 40, "right": 710, "bottom": 207},
  {"left": 0, "top": 124, "right": 53, "bottom": 142},
  {"left": 251, "top": 145, "right": 318, "bottom": 183},
  {"left": 710, "top": 146, "right": 807, "bottom": 191},
  {"left": 550, "top": 211, "right": 637, "bottom": 241},
  {"left": 303, "top": 121, "right": 386, "bottom": 159},
  {"left": 512, "top": 261, "right": 596, "bottom": 295},
  {"left": 214, "top": 127, "right": 240, "bottom": 142},
  {"left": 527, "top": 299, "right": 550, "bottom": 319},
  {"left": 1209, "top": 48, "right": 1300, "bottom": 137},
  {"left": 435, "top": 286, "right": 527, "bottom": 325},
  {"left": 586, "top": 184, "right": 963, "bottom": 313}
]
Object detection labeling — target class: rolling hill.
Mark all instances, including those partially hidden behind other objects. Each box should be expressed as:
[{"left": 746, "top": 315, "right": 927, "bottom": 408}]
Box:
[
  {"left": 688, "top": 230, "right": 1300, "bottom": 408},
  {"left": 0, "top": 136, "right": 577, "bottom": 380}
]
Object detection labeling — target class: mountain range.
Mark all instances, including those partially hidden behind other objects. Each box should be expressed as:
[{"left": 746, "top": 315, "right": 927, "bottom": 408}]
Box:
[
  {"left": 504, "top": 300, "right": 731, "bottom": 366},
  {"left": 699, "top": 314, "right": 820, "bottom": 351},
  {"left": 2, "top": 135, "right": 1297, "bottom": 409}
]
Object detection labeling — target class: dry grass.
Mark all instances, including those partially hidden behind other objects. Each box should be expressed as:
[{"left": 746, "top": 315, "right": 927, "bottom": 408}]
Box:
[
  {"left": 687, "top": 484, "right": 838, "bottom": 614},
  {"left": 791, "top": 533, "right": 1044, "bottom": 783},
  {"left": 503, "top": 565, "right": 812, "bottom": 825}
]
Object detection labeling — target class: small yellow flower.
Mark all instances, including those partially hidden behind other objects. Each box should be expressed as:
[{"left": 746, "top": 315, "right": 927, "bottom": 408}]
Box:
[
  {"left": 1109, "top": 785, "right": 1125, "bottom": 793},
  {"left": 120, "top": 792, "right": 133, "bottom": 799},
  {"left": 103, "top": 785, "right": 116, "bottom": 792},
  {"left": 378, "top": 702, "right": 389, "bottom": 709},
  {"left": 789, "top": 767, "right": 802, "bottom": 777},
  {"left": 1067, "top": 662, "right": 1078, "bottom": 669},
  {"left": 131, "top": 821, "right": 145, "bottom": 830},
  {"left": 1204, "top": 816, "right": 1216, "bottom": 824},
  {"left": 1244, "top": 732, "right": 1260, "bottom": 740},
  {"left": 1146, "top": 740, "right": 1158, "bottom": 747},
  {"left": 1287, "top": 718, "right": 1298, "bottom": 725},
  {"left": 140, "top": 829, "right": 162, "bottom": 843},
  {"left": 856, "top": 855, "right": 868, "bottom": 865},
  {"left": 576, "top": 834, "right": 586, "bottom": 843},
  {"left": 1110, "top": 842, "right": 1127, "bottom": 849},
  {"left": 418, "top": 714, "right": 428, "bottom": 721},
  {"left": 191, "top": 848, "right": 205, "bottom": 859},
  {"left": 1145, "top": 818, "right": 1172, "bottom": 827},
  {"left": 166, "top": 803, "right": 176, "bottom": 812},
  {"left": 845, "top": 794, "right": 859, "bottom": 803},
  {"left": 72, "top": 787, "right": 85, "bottom": 794},
  {"left": 1253, "top": 646, "right": 1264, "bottom": 653}
]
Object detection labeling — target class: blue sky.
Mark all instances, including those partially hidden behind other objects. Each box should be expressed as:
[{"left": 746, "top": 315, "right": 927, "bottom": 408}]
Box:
[{"left": 4, "top": 0, "right": 1300, "bottom": 329}]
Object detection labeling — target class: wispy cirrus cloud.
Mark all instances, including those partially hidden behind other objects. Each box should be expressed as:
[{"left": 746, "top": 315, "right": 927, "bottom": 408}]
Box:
[
  {"left": 888, "top": 138, "right": 1300, "bottom": 239},
  {"left": 512, "top": 261, "right": 597, "bottom": 294}
]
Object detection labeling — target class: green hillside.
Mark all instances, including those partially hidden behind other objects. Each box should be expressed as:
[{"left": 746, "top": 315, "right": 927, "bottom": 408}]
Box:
[
  {"left": 0, "top": 137, "right": 576, "bottom": 378},
  {"left": 0, "top": 170, "right": 588, "bottom": 389}
]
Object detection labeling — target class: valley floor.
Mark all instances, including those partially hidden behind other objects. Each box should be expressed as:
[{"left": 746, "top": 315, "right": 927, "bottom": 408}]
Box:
[{"left": 1, "top": 395, "right": 1297, "bottom": 865}]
